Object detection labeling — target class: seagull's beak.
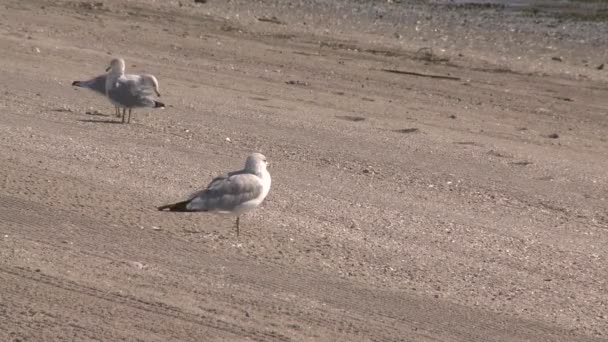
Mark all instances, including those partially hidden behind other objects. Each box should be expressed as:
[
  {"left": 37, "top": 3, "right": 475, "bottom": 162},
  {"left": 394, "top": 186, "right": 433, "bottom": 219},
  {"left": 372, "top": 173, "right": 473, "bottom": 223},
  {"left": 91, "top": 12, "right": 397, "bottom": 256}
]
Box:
[{"left": 105, "top": 66, "right": 111, "bottom": 72}]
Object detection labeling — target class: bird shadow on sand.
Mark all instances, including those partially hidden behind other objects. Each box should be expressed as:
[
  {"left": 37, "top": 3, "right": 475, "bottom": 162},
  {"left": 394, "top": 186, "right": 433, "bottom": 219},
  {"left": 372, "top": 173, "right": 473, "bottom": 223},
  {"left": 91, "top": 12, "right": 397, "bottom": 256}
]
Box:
[
  {"left": 78, "top": 119, "right": 123, "bottom": 124},
  {"left": 85, "top": 110, "right": 110, "bottom": 117}
]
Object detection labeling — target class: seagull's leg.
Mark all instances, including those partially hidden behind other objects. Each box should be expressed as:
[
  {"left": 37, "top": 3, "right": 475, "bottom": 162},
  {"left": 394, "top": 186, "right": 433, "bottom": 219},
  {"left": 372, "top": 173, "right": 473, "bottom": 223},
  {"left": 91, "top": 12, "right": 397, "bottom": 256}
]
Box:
[
  {"left": 128, "top": 108, "right": 132, "bottom": 123},
  {"left": 236, "top": 216, "right": 240, "bottom": 237},
  {"left": 115, "top": 106, "right": 120, "bottom": 117},
  {"left": 121, "top": 108, "right": 126, "bottom": 123}
]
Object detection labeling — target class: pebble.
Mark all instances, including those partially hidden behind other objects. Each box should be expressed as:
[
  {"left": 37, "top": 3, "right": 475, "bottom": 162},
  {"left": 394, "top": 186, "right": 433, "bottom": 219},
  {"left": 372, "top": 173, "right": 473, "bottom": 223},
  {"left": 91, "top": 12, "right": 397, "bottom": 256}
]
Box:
[{"left": 129, "top": 261, "right": 145, "bottom": 269}]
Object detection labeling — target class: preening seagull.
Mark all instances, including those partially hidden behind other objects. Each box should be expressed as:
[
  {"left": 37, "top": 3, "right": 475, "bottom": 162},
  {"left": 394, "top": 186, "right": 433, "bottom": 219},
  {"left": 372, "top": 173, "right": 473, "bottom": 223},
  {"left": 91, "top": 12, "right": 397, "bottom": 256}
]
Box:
[
  {"left": 158, "top": 153, "right": 272, "bottom": 237},
  {"left": 105, "top": 58, "right": 164, "bottom": 123}
]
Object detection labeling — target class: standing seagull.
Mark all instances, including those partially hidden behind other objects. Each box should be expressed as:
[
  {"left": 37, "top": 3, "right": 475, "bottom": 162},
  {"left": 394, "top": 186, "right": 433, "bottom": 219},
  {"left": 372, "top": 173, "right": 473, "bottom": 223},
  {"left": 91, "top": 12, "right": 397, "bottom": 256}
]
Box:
[
  {"left": 158, "top": 153, "right": 272, "bottom": 237},
  {"left": 105, "top": 58, "right": 164, "bottom": 123}
]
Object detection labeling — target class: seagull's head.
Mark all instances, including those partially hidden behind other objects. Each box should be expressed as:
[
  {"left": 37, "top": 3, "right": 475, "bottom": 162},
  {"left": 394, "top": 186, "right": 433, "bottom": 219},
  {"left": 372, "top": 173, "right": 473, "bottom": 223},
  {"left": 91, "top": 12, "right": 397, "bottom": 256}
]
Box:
[
  {"left": 106, "top": 58, "right": 126, "bottom": 74},
  {"left": 245, "top": 153, "right": 269, "bottom": 173}
]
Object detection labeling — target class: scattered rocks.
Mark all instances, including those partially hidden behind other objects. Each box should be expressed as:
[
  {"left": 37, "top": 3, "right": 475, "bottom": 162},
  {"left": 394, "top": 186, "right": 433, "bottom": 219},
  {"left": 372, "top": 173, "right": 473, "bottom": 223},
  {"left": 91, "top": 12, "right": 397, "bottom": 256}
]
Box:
[
  {"left": 78, "top": 2, "right": 104, "bottom": 11},
  {"left": 362, "top": 166, "right": 378, "bottom": 175},
  {"left": 597, "top": 63, "right": 605, "bottom": 70},
  {"left": 85, "top": 110, "right": 106, "bottom": 116},
  {"left": 448, "top": 114, "right": 457, "bottom": 119},
  {"left": 128, "top": 261, "right": 146, "bottom": 270},
  {"left": 547, "top": 133, "right": 559, "bottom": 139},
  {"left": 551, "top": 56, "right": 562, "bottom": 62},
  {"left": 285, "top": 80, "right": 309, "bottom": 86}
]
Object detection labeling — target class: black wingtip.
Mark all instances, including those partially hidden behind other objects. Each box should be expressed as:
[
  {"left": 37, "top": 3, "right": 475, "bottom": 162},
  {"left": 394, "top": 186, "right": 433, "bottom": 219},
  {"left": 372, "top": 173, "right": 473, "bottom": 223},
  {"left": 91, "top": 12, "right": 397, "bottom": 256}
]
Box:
[
  {"left": 154, "top": 101, "right": 165, "bottom": 108},
  {"left": 72, "top": 80, "right": 81, "bottom": 86}
]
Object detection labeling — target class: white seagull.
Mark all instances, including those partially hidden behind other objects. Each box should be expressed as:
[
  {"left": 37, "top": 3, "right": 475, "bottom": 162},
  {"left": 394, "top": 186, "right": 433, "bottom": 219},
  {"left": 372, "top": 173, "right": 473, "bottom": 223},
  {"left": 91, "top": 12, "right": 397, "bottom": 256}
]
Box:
[
  {"left": 158, "top": 153, "right": 272, "bottom": 237},
  {"left": 105, "top": 58, "right": 163, "bottom": 123}
]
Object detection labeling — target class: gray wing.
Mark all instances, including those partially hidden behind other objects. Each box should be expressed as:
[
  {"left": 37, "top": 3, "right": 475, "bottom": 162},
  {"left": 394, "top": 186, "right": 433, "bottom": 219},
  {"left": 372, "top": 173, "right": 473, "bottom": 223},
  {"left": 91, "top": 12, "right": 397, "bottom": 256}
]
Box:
[
  {"left": 186, "top": 173, "right": 263, "bottom": 212},
  {"left": 107, "top": 78, "right": 156, "bottom": 108},
  {"left": 72, "top": 74, "right": 107, "bottom": 95},
  {"left": 123, "top": 74, "right": 157, "bottom": 94}
]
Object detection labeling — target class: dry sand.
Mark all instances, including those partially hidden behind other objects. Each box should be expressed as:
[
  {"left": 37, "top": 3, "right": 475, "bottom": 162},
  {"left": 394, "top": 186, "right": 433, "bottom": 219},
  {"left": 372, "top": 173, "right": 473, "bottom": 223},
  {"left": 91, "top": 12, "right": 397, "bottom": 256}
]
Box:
[{"left": 0, "top": 0, "right": 607, "bottom": 340}]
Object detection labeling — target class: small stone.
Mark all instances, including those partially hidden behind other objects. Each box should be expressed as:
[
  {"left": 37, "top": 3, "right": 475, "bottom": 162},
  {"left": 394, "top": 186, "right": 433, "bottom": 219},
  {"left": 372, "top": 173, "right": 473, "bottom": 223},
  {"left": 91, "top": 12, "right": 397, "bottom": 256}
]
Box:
[
  {"left": 152, "top": 226, "right": 161, "bottom": 231},
  {"left": 552, "top": 56, "right": 562, "bottom": 62},
  {"left": 129, "top": 261, "right": 145, "bottom": 269},
  {"left": 547, "top": 133, "right": 559, "bottom": 139}
]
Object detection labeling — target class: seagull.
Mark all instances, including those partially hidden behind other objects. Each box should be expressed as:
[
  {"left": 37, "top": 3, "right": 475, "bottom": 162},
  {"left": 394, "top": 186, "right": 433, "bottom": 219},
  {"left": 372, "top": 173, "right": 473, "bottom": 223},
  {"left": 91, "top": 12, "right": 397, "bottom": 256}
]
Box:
[
  {"left": 158, "top": 153, "right": 272, "bottom": 237},
  {"left": 105, "top": 58, "right": 163, "bottom": 123}
]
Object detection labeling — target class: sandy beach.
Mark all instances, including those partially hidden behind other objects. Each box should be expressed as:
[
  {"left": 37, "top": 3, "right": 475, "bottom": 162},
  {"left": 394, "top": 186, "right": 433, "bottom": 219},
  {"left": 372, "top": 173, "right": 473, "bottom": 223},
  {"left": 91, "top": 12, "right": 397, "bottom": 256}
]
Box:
[{"left": 0, "top": 0, "right": 607, "bottom": 340}]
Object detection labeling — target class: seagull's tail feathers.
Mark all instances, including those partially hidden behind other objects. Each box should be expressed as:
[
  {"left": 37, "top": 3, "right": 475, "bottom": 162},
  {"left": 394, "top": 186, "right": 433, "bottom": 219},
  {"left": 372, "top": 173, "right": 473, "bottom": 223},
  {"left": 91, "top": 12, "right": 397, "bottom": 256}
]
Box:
[
  {"left": 154, "top": 101, "right": 165, "bottom": 108},
  {"left": 157, "top": 200, "right": 190, "bottom": 212},
  {"left": 72, "top": 80, "right": 83, "bottom": 87}
]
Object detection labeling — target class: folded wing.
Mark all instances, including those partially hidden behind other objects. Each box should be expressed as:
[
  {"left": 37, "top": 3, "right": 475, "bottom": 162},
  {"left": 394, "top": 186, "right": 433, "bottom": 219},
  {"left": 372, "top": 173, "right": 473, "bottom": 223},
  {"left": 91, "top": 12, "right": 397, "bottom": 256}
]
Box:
[
  {"left": 186, "top": 173, "right": 263, "bottom": 212},
  {"left": 107, "top": 78, "right": 156, "bottom": 108}
]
